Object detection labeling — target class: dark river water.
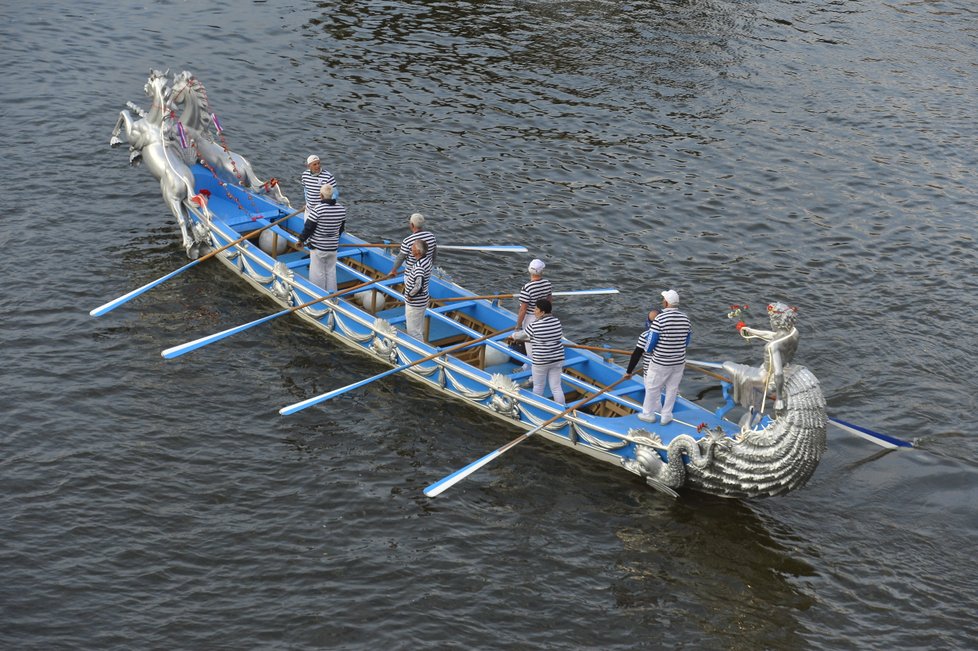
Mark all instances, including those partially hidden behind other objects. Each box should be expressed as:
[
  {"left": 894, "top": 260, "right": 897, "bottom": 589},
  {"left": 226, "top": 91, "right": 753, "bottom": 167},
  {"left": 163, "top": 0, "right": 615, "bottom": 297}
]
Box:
[{"left": 2, "top": 1, "right": 977, "bottom": 649}]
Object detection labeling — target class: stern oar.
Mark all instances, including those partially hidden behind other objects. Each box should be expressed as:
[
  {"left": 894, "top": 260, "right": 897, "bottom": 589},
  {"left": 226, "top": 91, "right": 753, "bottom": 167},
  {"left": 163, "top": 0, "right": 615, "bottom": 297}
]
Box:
[
  {"left": 279, "top": 326, "right": 516, "bottom": 415},
  {"left": 337, "top": 243, "right": 528, "bottom": 253},
  {"left": 423, "top": 375, "right": 630, "bottom": 498},
  {"left": 161, "top": 278, "right": 377, "bottom": 359},
  {"left": 436, "top": 288, "right": 619, "bottom": 304},
  {"left": 90, "top": 206, "right": 304, "bottom": 317},
  {"left": 684, "top": 361, "right": 914, "bottom": 449},
  {"left": 825, "top": 418, "right": 912, "bottom": 449}
]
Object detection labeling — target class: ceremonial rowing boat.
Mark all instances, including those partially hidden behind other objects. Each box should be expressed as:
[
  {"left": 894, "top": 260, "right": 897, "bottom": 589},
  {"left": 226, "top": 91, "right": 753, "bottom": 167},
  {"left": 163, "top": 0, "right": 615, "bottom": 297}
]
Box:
[{"left": 102, "top": 70, "right": 885, "bottom": 500}]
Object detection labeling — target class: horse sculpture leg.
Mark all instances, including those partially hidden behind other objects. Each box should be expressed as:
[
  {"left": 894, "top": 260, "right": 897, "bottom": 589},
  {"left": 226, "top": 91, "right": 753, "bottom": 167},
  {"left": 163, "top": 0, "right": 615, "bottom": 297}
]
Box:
[
  {"left": 110, "top": 110, "right": 135, "bottom": 147},
  {"left": 232, "top": 152, "right": 292, "bottom": 207},
  {"left": 160, "top": 178, "right": 201, "bottom": 259}
]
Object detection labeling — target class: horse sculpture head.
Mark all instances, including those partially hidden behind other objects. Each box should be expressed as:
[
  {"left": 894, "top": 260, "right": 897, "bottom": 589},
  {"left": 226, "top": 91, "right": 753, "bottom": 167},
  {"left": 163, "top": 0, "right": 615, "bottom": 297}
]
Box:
[
  {"left": 144, "top": 69, "right": 170, "bottom": 103},
  {"left": 169, "top": 70, "right": 212, "bottom": 133}
]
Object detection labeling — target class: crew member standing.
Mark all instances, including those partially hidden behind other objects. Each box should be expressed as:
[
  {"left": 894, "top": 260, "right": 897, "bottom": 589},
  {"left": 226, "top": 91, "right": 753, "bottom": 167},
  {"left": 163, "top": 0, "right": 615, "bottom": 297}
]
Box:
[
  {"left": 403, "top": 240, "right": 432, "bottom": 341},
  {"left": 511, "top": 298, "right": 565, "bottom": 405},
  {"left": 388, "top": 213, "right": 437, "bottom": 276},
  {"left": 301, "top": 154, "right": 337, "bottom": 222},
  {"left": 515, "top": 258, "right": 552, "bottom": 368},
  {"left": 296, "top": 184, "right": 346, "bottom": 293},
  {"left": 624, "top": 308, "right": 661, "bottom": 378},
  {"left": 627, "top": 289, "right": 691, "bottom": 425}
]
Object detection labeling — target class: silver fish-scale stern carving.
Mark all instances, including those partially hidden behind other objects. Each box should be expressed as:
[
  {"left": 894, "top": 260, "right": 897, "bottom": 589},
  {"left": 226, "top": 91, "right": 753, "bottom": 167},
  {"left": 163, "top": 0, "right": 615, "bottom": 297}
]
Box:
[{"left": 622, "top": 365, "right": 826, "bottom": 499}]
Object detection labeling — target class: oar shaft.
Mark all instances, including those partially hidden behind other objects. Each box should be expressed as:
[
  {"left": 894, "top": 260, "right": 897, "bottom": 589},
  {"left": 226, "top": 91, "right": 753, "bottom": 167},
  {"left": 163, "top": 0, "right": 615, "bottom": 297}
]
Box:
[
  {"left": 439, "top": 245, "right": 528, "bottom": 253},
  {"left": 279, "top": 326, "right": 517, "bottom": 415},
  {"left": 423, "top": 375, "right": 629, "bottom": 497},
  {"left": 90, "top": 206, "right": 303, "bottom": 317},
  {"left": 566, "top": 343, "right": 632, "bottom": 356},
  {"left": 436, "top": 293, "right": 517, "bottom": 304},
  {"left": 336, "top": 243, "right": 528, "bottom": 253},
  {"left": 161, "top": 278, "right": 378, "bottom": 359},
  {"left": 437, "top": 288, "right": 620, "bottom": 305},
  {"left": 190, "top": 206, "right": 304, "bottom": 265}
]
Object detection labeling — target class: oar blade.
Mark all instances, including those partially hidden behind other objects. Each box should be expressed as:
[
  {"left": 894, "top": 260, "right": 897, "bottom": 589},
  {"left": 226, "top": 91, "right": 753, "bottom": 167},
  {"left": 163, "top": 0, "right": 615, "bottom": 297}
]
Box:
[
  {"left": 424, "top": 439, "right": 522, "bottom": 497},
  {"left": 90, "top": 260, "right": 202, "bottom": 317},
  {"left": 161, "top": 310, "right": 287, "bottom": 359},
  {"left": 828, "top": 417, "right": 913, "bottom": 449},
  {"left": 279, "top": 365, "right": 408, "bottom": 415}
]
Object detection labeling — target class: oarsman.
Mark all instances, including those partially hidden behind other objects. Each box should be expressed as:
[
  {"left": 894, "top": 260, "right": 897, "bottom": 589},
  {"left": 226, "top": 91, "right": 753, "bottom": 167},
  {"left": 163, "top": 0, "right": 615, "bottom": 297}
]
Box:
[
  {"left": 388, "top": 213, "right": 437, "bottom": 277},
  {"left": 515, "top": 258, "right": 552, "bottom": 369},
  {"left": 301, "top": 154, "right": 337, "bottom": 222},
  {"left": 296, "top": 184, "right": 347, "bottom": 293},
  {"left": 625, "top": 289, "right": 691, "bottom": 425},
  {"left": 403, "top": 240, "right": 433, "bottom": 341},
  {"left": 624, "top": 307, "right": 661, "bottom": 377},
  {"left": 510, "top": 298, "right": 565, "bottom": 405}
]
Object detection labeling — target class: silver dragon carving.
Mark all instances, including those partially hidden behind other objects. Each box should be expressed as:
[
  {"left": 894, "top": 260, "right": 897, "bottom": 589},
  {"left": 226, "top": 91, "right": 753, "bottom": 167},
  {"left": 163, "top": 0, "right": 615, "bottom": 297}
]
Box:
[{"left": 624, "top": 302, "right": 827, "bottom": 498}]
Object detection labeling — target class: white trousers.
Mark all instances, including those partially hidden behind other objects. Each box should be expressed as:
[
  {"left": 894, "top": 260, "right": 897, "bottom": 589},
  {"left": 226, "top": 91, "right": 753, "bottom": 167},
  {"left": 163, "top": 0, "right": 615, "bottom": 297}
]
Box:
[
  {"left": 642, "top": 362, "right": 685, "bottom": 420},
  {"left": 405, "top": 303, "right": 427, "bottom": 341},
  {"left": 309, "top": 249, "right": 338, "bottom": 292},
  {"left": 532, "top": 360, "right": 565, "bottom": 405}
]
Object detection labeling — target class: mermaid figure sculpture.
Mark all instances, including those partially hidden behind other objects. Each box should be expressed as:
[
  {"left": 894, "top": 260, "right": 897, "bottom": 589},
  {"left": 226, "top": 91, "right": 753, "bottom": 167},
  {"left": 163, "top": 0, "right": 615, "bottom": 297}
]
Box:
[
  {"left": 724, "top": 302, "right": 800, "bottom": 423},
  {"left": 623, "top": 301, "right": 827, "bottom": 498}
]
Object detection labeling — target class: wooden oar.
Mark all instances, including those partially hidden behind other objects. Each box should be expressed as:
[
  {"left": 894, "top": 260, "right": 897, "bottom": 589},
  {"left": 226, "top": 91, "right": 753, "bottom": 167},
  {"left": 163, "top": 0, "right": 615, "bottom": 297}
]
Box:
[
  {"left": 436, "top": 288, "right": 620, "bottom": 304},
  {"left": 161, "top": 278, "right": 377, "bottom": 359},
  {"left": 423, "top": 375, "right": 630, "bottom": 498},
  {"left": 279, "top": 326, "right": 517, "bottom": 415},
  {"left": 684, "top": 361, "right": 914, "bottom": 449},
  {"left": 337, "top": 243, "right": 528, "bottom": 253},
  {"left": 90, "top": 206, "right": 305, "bottom": 317},
  {"left": 566, "top": 343, "right": 631, "bottom": 356}
]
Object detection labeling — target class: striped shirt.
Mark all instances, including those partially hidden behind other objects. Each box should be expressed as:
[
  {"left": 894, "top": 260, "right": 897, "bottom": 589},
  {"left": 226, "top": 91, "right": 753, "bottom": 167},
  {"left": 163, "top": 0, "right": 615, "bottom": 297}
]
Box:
[
  {"left": 635, "top": 330, "right": 653, "bottom": 374},
  {"left": 303, "top": 201, "right": 346, "bottom": 252},
  {"left": 643, "top": 307, "right": 691, "bottom": 366},
  {"left": 404, "top": 256, "right": 432, "bottom": 307},
  {"left": 518, "top": 278, "right": 552, "bottom": 311},
  {"left": 524, "top": 314, "right": 564, "bottom": 365},
  {"left": 301, "top": 168, "right": 336, "bottom": 211},
  {"left": 398, "top": 230, "right": 437, "bottom": 269}
]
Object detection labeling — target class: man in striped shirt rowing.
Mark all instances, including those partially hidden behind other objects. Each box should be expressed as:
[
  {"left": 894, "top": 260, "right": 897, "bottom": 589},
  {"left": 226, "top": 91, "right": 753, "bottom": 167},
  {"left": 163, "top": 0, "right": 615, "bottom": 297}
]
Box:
[
  {"left": 403, "top": 240, "right": 432, "bottom": 341},
  {"left": 387, "top": 213, "right": 437, "bottom": 277},
  {"left": 296, "top": 184, "right": 347, "bottom": 293},
  {"left": 301, "top": 154, "right": 337, "bottom": 222},
  {"left": 516, "top": 258, "right": 552, "bottom": 369},
  {"left": 624, "top": 308, "right": 661, "bottom": 377},
  {"left": 628, "top": 289, "right": 691, "bottom": 425},
  {"left": 510, "top": 298, "right": 565, "bottom": 405}
]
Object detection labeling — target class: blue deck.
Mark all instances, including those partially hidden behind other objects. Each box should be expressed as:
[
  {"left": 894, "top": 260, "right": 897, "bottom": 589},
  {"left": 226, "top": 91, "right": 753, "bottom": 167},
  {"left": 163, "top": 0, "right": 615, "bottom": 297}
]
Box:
[{"left": 189, "top": 165, "right": 741, "bottom": 464}]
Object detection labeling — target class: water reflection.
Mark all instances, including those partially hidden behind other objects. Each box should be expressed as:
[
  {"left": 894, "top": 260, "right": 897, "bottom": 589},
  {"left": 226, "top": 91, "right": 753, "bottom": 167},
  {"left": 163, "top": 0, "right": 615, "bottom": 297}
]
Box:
[{"left": 613, "top": 495, "right": 816, "bottom": 649}]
